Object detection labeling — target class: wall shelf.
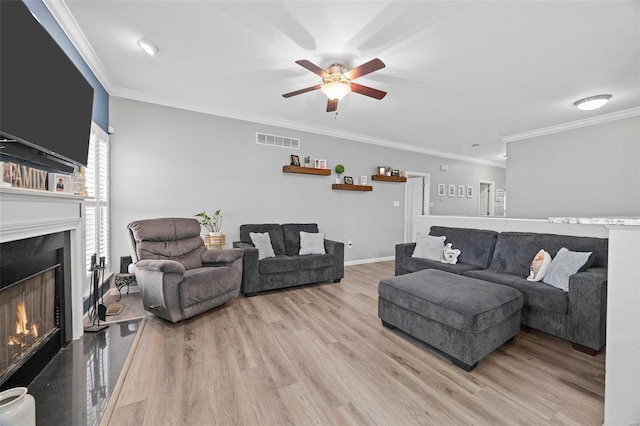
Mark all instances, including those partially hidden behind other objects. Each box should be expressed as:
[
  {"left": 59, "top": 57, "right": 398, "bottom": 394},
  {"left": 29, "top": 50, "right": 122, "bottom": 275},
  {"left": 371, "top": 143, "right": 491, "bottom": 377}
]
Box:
[
  {"left": 282, "top": 165, "right": 331, "bottom": 176},
  {"left": 332, "top": 184, "right": 373, "bottom": 192},
  {"left": 371, "top": 175, "right": 407, "bottom": 183}
]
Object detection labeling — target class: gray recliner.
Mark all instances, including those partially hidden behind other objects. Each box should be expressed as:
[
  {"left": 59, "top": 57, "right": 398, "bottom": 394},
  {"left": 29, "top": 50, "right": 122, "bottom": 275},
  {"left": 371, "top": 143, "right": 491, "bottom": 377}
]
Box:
[{"left": 127, "top": 217, "right": 243, "bottom": 323}]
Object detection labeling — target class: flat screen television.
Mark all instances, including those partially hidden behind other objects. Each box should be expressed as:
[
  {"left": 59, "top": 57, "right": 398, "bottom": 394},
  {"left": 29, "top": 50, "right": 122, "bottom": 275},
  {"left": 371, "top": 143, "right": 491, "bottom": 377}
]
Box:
[{"left": 1, "top": 0, "right": 94, "bottom": 168}]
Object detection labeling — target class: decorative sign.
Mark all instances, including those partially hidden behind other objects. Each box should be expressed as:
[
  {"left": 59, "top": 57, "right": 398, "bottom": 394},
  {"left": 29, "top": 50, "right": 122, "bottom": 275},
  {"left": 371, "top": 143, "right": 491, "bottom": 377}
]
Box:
[{"left": 2, "top": 161, "right": 48, "bottom": 190}]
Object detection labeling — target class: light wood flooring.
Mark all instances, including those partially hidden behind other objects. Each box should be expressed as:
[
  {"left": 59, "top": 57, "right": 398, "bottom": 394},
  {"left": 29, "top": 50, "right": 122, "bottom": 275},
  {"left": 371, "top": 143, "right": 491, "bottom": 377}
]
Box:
[{"left": 104, "top": 261, "right": 605, "bottom": 425}]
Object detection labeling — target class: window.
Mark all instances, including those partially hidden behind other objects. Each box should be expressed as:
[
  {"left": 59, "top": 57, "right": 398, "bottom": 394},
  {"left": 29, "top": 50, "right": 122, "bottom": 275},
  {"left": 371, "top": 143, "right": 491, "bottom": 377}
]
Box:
[{"left": 85, "top": 123, "right": 109, "bottom": 286}]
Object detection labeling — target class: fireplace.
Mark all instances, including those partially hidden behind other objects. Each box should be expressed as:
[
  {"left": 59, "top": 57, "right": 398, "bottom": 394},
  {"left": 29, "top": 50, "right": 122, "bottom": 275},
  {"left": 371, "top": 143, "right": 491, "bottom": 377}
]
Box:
[{"left": 0, "top": 232, "right": 71, "bottom": 389}]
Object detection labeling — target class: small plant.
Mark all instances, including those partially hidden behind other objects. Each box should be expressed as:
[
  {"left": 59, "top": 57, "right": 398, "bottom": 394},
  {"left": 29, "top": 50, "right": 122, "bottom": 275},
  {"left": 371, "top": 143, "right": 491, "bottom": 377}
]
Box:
[
  {"left": 304, "top": 156, "right": 311, "bottom": 164},
  {"left": 334, "top": 163, "right": 345, "bottom": 178},
  {"left": 195, "top": 210, "right": 222, "bottom": 233}
]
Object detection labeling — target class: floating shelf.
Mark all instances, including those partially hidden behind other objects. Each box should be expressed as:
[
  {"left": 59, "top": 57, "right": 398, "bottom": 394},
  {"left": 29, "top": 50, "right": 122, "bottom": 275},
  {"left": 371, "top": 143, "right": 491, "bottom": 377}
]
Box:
[
  {"left": 332, "top": 184, "right": 373, "bottom": 192},
  {"left": 371, "top": 174, "right": 407, "bottom": 183},
  {"left": 282, "top": 165, "right": 331, "bottom": 176}
]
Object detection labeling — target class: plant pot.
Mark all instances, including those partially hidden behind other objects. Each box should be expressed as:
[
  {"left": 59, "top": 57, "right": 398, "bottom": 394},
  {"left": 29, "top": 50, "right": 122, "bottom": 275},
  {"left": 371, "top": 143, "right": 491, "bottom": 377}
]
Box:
[
  {"left": 0, "top": 387, "right": 36, "bottom": 426},
  {"left": 336, "top": 178, "right": 341, "bottom": 184}
]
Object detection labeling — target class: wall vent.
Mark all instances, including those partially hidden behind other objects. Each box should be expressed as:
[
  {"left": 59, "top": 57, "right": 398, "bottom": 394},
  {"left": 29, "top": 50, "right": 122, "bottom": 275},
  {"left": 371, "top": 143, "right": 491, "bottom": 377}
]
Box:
[{"left": 256, "top": 132, "right": 300, "bottom": 149}]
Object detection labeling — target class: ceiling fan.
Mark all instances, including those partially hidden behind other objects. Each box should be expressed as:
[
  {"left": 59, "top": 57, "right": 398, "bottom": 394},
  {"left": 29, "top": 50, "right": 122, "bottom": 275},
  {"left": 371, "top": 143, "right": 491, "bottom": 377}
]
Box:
[{"left": 282, "top": 58, "right": 387, "bottom": 113}]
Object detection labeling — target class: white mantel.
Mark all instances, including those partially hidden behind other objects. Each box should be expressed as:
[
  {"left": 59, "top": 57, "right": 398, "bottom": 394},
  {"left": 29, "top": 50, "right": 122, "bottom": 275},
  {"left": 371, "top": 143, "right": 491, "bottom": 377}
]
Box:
[{"left": 1, "top": 187, "right": 87, "bottom": 340}]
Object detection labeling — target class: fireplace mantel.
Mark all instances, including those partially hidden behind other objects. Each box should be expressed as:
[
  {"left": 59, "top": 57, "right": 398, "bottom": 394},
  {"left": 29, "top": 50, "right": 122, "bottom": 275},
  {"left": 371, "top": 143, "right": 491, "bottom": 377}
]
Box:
[{"left": 1, "top": 187, "right": 88, "bottom": 339}]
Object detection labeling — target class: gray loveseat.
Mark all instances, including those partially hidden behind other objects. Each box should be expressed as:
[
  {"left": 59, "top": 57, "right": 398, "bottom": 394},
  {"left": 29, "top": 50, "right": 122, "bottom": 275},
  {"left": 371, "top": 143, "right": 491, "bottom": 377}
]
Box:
[
  {"left": 395, "top": 226, "right": 608, "bottom": 354},
  {"left": 233, "top": 223, "right": 344, "bottom": 296}
]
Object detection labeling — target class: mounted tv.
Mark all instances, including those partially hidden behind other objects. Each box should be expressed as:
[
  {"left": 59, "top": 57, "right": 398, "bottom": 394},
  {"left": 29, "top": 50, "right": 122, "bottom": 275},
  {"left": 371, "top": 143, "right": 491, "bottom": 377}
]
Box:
[{"left": 0, "top": 0, "right": 94, "bottom": 168}]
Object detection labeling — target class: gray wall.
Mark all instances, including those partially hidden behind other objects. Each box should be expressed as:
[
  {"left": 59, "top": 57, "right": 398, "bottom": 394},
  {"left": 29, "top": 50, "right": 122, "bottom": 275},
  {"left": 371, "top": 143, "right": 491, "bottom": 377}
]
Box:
[
  {"left": 506, "top": 115, "right": 640, "bottom": 219},
  {"left": 109, "top": 97, "right": 505, "bottom": 270}
]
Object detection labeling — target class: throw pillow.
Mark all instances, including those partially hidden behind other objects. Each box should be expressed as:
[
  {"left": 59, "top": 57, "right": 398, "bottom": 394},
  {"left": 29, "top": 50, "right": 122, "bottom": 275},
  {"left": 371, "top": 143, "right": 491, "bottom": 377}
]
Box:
[
  {"left": 299, "top": 231, "right": 326, "bottom": 255},
  {"left": 249, "top": 232, "right": 276, "bottom": 260},
  {"left": 412, "top": 234, "right": 446, "bottom": 261},
  {"left": 440, "top": 243, "right": 461, "bottom": 264},
  {"left": 527, "top": 249, "right": 552, "bottom": 282},
  {"left": 542, "top": 247, "right": 592, "bottom": 292}
]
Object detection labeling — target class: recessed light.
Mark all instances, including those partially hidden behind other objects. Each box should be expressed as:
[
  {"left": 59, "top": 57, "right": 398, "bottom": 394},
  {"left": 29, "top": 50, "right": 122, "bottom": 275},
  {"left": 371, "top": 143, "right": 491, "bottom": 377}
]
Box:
[
  {"left": 573, "top": 94, "right": 611, "bottom": 111},
  {"left": 137, "top": 39, "right": 159, "bottom": 56}
]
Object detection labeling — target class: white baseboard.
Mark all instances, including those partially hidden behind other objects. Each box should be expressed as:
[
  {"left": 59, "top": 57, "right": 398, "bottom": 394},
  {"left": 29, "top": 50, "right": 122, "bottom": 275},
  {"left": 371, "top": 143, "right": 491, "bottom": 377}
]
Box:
[{"left": 344, "top": 256, "right": 394, "bottom": 266}]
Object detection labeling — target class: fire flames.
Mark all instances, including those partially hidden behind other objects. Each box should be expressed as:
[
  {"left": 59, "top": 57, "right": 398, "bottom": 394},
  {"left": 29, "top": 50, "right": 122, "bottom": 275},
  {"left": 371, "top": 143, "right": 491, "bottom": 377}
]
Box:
[{"left": 8, "top": 302, "right": 39, "bottom": 346}]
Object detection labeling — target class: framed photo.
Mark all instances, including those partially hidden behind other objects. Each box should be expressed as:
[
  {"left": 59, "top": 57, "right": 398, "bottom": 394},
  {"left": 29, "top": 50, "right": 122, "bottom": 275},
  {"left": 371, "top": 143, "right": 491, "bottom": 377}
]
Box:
[
  {"left": 290, "top": 154, "right": 300, "bottom": 166},
  {"left": 466, "top": 186, "right": 473, "bottom": 198},
  {"left": 315, "top": 159, "right": 327, "bottom": 169},
  {"left": 448, "top": 184, "right": 456, "bottom": 197},
  {"left": 344, "top": 176, "right": 353, "bottom": 185},
  {"left": 458, "top": 185, "right": 465, "bottom": 197},
  {"left": 392, "top": 169, "right": 400, "bottom": 177},
  {"left": 360, "top": 176, "right": 367, "bottom": 185},
  {"left": 437, "top": 183, "right": 446, "bottom": 197},
  {"left": 496, "top": 188, "right": 505, "bottom": 202},
  {"left": 377, "top": 166, "right": 386, "bottom": 175},
  {"left": 48, "top": 173, "right": 72, "bottom": 193}
]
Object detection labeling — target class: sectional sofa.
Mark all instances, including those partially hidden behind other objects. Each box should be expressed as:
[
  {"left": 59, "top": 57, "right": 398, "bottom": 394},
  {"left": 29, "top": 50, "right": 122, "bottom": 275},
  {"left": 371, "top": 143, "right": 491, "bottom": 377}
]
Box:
[{"left": 394, "top": 226, "right": 608, "bottom": 354}]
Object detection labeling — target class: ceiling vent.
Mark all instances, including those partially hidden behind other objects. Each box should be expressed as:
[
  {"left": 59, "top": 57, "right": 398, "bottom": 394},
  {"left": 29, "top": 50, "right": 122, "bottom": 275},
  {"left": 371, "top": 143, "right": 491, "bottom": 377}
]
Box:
[{"left": 256, "top": 132, "right": 300, "bottom": 150}]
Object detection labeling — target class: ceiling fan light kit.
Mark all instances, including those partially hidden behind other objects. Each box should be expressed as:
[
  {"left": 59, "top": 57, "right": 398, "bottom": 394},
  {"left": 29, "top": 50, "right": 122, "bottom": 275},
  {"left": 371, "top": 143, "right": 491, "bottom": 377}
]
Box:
[
  {"left": 283, "top": 58, "right": 387, "bottom": 113},
  {"left": 573, "top": 94, "right": 611, "bottom": 111}
]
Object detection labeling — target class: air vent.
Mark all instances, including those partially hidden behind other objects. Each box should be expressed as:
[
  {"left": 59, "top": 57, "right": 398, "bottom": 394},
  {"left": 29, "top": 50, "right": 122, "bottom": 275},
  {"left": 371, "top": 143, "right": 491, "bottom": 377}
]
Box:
[{"left": 256, "top": 132, "right": 300, "bottom": 149}]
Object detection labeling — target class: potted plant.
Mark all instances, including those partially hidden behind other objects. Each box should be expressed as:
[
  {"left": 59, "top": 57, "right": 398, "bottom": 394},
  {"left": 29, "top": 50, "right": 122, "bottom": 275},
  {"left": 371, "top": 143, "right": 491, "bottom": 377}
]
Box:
[
  {"left": 304, "top": 156, "right": 311, "bottom": 167},
  {"left": 195, "top": 210, "right": 222, "bottom": 235},
  {"left": 334, "top": 163, "right": 345, "bottom": 183},
  {"left": 385, "top": 166, "right": 392, "bottom": 176}
]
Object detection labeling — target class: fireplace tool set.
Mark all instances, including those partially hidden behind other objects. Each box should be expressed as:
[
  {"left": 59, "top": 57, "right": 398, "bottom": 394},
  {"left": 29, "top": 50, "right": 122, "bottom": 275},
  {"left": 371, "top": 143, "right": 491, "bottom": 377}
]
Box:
[{"left": 85, "top": 254, "right": 107, "bottom": 332}]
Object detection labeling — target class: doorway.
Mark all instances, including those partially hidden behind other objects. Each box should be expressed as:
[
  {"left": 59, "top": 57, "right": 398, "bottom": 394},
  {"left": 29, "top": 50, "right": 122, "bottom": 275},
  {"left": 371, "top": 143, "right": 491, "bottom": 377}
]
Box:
[
  {"left": 404, "top": 173, "right": 430, "bottom": 242},
  {"left": 478, "top": 181, "right": 495, "bottom": 216}
]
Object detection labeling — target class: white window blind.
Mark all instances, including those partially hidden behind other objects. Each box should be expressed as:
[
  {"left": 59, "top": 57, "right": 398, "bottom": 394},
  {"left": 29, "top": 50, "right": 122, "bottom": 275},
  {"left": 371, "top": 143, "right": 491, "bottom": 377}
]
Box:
[{"left": 85, "top": 123, "right": 109, "bottom": 280}]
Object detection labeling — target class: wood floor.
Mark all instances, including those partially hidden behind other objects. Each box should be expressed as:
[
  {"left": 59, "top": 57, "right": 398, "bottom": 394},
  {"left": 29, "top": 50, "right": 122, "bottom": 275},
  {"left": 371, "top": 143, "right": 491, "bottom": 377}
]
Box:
[{"left": 104, "top": 261, "right": 605, "bottom": 425}]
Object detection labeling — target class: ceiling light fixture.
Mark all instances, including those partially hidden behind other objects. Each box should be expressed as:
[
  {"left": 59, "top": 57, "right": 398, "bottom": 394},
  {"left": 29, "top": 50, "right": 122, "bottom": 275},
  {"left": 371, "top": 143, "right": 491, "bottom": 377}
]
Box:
[
  {"left": 137, "top": 39, "right": 159, "bottom": 56},
  {"left": 320, "top": 64, "right": 352, "bottom": 100},
  {"left": 573, "top": 94, "right": 611, "bottom": 111}
]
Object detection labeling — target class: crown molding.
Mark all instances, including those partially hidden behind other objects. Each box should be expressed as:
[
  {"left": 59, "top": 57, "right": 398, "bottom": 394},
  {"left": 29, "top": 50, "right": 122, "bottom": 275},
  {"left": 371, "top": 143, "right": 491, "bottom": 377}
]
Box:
[
  {"left": 43, "top": 0, "right": 113, "bottom": 92},
  {"left": 111, "top": 86, "right": 506, "bottom": 169},
  {"left": 502, "top": 107, "right": 640, "bottom": 143}
]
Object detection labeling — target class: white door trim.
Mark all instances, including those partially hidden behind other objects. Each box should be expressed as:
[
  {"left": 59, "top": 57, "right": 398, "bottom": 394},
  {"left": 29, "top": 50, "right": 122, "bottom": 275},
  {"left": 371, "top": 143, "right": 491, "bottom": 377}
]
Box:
[
  {"left": 404, "top": 171, "right": 431, "bottom": 242},
  {"left": 478, "top": 180, "right": 495, "bottom": 217}
]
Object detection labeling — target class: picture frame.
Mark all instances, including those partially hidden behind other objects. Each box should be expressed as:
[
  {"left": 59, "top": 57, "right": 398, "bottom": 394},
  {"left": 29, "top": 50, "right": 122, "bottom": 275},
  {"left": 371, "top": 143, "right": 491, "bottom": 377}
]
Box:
[
  {"left": 458, "top": 185, "right": 465, "bottom": 197},
  {"left": 467, "top": 186, "right": 473, "bottom": 198},
  {"left": 392, "top": 169, "right": 400, "bottom": 177},
  {"left": 315, "top": 159, "right": 327, "bottom": 169},
  {"left": 344, "top": 176, "right": 354, "bottom": 185},
  {"left": 377, "top": 166, "right": 386, "bottom": 175},
  {"left": 360, "top": 176, "right": 368, "bottom": 185},
  {"left": 437, "top": 183, "right": 446, "bottom": 197},
  {"left": 448, "top": 184, "right": 456, "bottom": 197},
  {"left": 48, "top": 173, "right": 72, "bottom": 193},
  {"left": 290, "top": 154, "right": 300, "bottom": 166}
]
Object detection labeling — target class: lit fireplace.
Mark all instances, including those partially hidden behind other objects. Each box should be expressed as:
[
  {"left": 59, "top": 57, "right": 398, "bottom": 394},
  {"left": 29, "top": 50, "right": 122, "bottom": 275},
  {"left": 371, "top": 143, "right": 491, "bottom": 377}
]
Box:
[
  {"left": 8, "top": 302, "right": 40, "bottom": 346},
  {"left": 1, "top": 268, "right": 58, "bottom": 381}
]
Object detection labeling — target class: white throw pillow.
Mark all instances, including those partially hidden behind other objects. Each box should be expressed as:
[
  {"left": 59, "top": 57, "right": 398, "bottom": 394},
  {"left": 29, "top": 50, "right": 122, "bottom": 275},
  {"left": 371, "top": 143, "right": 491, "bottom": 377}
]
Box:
[
  {"left": 412, "top": 234, "right": 446, "bottom": 261},
  {"left": 299, "top": 231, "right": 326, "bottom": 255},
  {"left": 527, "top": 249, "right": 552, "bottom": 282},
  {"left": 543, "top": 247, "right": 592, "bottom": 292},
  {"left": 249, "top": 232, "right": 276, "bottom": 260}
]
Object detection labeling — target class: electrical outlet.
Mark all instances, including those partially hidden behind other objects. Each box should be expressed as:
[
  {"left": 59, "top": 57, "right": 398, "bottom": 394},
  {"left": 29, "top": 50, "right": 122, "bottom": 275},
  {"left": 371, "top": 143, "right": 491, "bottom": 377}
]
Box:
[
  {"left": 393, "top": 201, "right": 400, "bottom": 207},
  {"left": 348, "top": 240, "right": 352, "bottom": 248}
]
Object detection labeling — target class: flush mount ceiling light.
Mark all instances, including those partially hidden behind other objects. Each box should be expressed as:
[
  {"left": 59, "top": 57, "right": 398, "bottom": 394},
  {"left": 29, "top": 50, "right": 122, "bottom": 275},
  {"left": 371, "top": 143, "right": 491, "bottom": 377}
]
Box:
[
  {"left": 137, "top": 39, "right": 158, "bottom": 56},
  {"left": 573, "top": 94, "right": 611, "bottom": 111}
]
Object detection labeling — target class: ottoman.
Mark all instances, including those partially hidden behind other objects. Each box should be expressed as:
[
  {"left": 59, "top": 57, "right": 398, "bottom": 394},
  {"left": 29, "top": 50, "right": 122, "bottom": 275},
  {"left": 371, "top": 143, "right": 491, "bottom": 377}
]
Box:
[{"left": 378, "top": 269, "right": 523, "bottom": 371}]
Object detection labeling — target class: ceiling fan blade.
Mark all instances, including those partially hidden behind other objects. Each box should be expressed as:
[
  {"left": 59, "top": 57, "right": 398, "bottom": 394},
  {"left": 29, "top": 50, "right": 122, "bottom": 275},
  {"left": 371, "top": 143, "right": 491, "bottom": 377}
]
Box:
[
  {"left": 344, "top": 58, "right": 385, "bottom": 80},
  {"left": 350, "top": 82, "right": 387, "bottom": 100},
  {"left": 282, "top": 84, "right": 322, "bottom": 98},
  {"left": 327, "top": 99, "right": 338, "bottom": 112},
  {"left": 295, "top": 60, "right": 329, "bottom": 77}
]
